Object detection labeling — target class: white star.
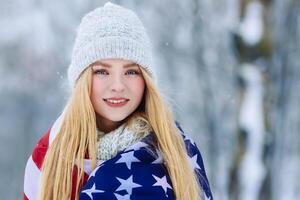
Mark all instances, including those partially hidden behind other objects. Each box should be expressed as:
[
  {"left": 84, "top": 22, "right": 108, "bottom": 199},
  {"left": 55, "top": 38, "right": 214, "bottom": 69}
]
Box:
[
  {"left": 81, "top": 183, "right": 104, "bottom": 199},
  {"left": 89, "top": 168, "right": 98, "bottom": 179},
  {"left": 184, "top": 136, "right": 196, "bottom": 147},
  {"left": 89, "top": 162, "right": 105, "bottom": 178},
  {"left": 204, "top": 193, "right": 212, "bottom": 200},
  {"left": 189, "top": 154, "right": 202, "bottom": 171},
  {"left": 152, "top": 175, "right": 172, "bottom": 194},
  {"left": 115, "top": 151, "right": 141, "bottom": 170},
  {"left": 125, "top": 141, "right": 149, "bottom": 151},
  {"left": 151, "top": 149, "right": 163, "bottom": 164},
  {"left": 116, "top": 175, "right": 142, "bottom": 195},
  {"left": 114, "top": 193, "right": 130, "bottom": 200}
]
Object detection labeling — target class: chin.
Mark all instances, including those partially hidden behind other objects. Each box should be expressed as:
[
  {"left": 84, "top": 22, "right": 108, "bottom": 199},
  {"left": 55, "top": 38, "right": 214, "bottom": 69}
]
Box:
[{"left": 107, "top": 114, "right": 129, "bottom": 122}]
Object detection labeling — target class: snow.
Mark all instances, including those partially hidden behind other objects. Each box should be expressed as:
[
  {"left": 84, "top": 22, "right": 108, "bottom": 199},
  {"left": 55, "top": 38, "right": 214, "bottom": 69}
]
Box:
[
  {"left": 238, "top": 63, "right": 266, "bottom": 200},
  {"left": 238, "top": 1, "right": 264, "bottom": 46}
]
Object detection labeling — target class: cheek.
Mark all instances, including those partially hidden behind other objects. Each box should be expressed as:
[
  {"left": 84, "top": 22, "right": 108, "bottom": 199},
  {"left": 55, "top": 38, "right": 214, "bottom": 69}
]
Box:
[
  {"left": 91, "top": 78, "right": 104, "bottom": 102},
  {"left": 132, "top": 78, "right": 145, "bottom": 98}
]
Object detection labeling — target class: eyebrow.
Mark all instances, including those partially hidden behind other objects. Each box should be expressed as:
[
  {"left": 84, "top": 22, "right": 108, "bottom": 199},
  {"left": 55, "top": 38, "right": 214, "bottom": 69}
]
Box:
[{"left": 92, "top": 61, "right": 139, "bottom": 68}]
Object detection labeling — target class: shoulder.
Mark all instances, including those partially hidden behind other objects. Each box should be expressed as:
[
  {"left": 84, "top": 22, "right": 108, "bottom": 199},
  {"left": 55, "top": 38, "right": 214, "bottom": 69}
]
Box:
[
  {"left": 24, "top": 127, "right": 51, "bottom": 200},
  {"left": 30, "top": 128, "right": 51, "bottom": 169},
  {"left": 174, "top": 121, "right": 200, "bottom": 156},
  {"left": 25, "top": 114, "right": 62, "bottom": 170},
  {"left": 80, "top": 138, "right": 176, "bottom": 199},
  {"left": 174, "top": 121, "right": 214, "bottom": 199}
]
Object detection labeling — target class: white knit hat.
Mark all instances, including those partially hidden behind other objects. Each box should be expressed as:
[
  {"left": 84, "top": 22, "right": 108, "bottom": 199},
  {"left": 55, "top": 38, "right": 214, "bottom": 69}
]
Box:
[{"left": 67, "top": 2, "right": 154, "bottom": 89}]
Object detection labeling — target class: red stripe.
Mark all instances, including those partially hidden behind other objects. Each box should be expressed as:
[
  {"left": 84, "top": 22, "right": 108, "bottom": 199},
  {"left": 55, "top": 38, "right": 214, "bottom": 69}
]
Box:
[
  {"left": 71, "top": 166, "right": 89, "bottom": 200},
  {"left": 28, "top": 126, "right": 90, "bottom": 199},
  {"left": 31, "top": 128, "right": 51, "bottom": 170},
  {"left": 23, "top": 193, "right": 29, "bottom": 200}
]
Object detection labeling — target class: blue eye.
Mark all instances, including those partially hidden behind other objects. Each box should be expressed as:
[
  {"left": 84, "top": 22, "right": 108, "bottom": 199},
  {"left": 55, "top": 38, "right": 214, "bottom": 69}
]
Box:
[
  {"left": 126, "top": 70, "right": 139, "bottom": 75},
  {"left": 93, "top": 69, "right": 139, "bottom": 76},
  {"left": 94, "top": 69, "right": 108, "bottom": 75}
]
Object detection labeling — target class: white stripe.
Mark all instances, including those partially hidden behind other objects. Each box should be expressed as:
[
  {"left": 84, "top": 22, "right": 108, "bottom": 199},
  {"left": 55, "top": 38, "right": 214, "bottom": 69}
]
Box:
[
  {"left": 49, "top": 112, "right": 65, "bottom": 144},
  {"left": 23, "top": 157, "right": 103, "bottom": 200},
  {"left": 25, "top": 111, "right": 103, "bottom": 199},
  {"left": 50, "top": 112, "right": 104, "bottom": 173},
  {"left": 24, "top": 156, "right": 41, "bottom": 200},
  {"left": 50, "top": 112, "right": 104, "bottom": 175}
]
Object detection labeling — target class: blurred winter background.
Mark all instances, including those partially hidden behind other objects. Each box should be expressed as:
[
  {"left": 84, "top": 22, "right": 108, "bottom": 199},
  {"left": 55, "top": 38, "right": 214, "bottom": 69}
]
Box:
[{"left": 0, "top": 0, "right": 299, "bottom": 199}]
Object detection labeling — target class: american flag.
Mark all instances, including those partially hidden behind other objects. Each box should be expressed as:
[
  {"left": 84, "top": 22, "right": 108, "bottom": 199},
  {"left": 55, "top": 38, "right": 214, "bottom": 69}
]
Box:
[
  {"left": 24, "top": 115, "right": 213, "bottom": 200},
  {"left": 23, "top": 114, "right": 94, "bottom": 200},
  {"left": 79, "top": 122, "right": 213, "bottom": 200}
]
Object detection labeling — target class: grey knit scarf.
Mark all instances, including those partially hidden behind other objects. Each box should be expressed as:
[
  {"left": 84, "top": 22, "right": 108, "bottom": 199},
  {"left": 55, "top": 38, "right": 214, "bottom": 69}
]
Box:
[{"left": 96, "top": 117, "right": 153, "bottom": 160}]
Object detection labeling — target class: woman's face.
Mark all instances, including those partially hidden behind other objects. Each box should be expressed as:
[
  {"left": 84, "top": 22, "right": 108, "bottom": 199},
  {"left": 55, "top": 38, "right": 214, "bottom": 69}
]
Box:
[{"left": 90, "top": 59, "right": 145, "bottom": 132}]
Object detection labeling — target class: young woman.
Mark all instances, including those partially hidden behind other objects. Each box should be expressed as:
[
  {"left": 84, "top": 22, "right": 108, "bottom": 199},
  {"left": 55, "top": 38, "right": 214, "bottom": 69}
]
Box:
[{"left": 23, "top": 2, "right": 213, "bottom": 200}]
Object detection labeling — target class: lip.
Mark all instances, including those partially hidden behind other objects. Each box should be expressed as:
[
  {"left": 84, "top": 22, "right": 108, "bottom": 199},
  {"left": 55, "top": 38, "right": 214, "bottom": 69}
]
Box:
[
  {"left": 103, "top": 97, "right": 129, "bottom": 108},
  {"left": 104, "top": 97, "right": 129, "bottom": 101}
]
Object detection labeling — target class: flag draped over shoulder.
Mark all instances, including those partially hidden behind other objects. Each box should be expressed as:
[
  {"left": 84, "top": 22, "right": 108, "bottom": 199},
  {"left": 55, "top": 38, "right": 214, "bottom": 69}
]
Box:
[
  {"left": 24, "top": 115, "right": 213, "bottom": 200},
  {"left": 79, "top": 122, "right": 213, "bottom": 200},
  {"left": 23, "top": 115, "right": 95, "bottom": 200}
]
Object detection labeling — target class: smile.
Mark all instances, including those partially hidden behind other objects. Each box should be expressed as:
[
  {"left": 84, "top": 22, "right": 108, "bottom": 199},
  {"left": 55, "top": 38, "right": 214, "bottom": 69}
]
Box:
[{"left": 103, "top": 98, "right": 129, "bottom": 107}]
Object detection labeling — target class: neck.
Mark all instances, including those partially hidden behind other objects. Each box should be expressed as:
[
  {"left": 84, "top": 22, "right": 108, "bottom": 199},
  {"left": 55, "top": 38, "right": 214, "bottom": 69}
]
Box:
[{"left": 96, "top": 115, "right": 124, "bottom": 133}]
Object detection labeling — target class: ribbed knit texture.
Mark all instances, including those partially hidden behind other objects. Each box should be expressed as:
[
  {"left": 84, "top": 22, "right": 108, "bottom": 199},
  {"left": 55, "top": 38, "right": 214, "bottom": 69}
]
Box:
[
  {"left": 96, "top": 117, "right": 153, "bottom": 160},
  {"left": 68, "top": 2, "right": 155, "bottom": 90}
]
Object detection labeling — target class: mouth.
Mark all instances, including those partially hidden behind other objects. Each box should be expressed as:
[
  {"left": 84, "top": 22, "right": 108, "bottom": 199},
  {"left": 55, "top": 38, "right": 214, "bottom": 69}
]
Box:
[{"left": 103, "top": 98, "right": 129, "bottom": 107}]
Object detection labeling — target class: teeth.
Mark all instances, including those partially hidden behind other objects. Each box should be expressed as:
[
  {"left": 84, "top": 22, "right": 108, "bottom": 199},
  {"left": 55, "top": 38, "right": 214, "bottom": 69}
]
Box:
[{"left": 106, "top": 99, "right": 126, "bottom": 104}]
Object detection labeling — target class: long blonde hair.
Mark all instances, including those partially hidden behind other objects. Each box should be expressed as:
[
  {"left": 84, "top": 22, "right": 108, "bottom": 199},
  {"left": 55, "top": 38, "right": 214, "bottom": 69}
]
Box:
[{"left": 39, "top": 65, "right": 202, "bottom": 200}]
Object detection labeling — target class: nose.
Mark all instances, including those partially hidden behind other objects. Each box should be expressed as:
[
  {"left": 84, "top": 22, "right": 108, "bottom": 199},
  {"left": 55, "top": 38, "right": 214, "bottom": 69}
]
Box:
[{"left": 110, "top": 75, "right": 125, "bottom": 93}]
